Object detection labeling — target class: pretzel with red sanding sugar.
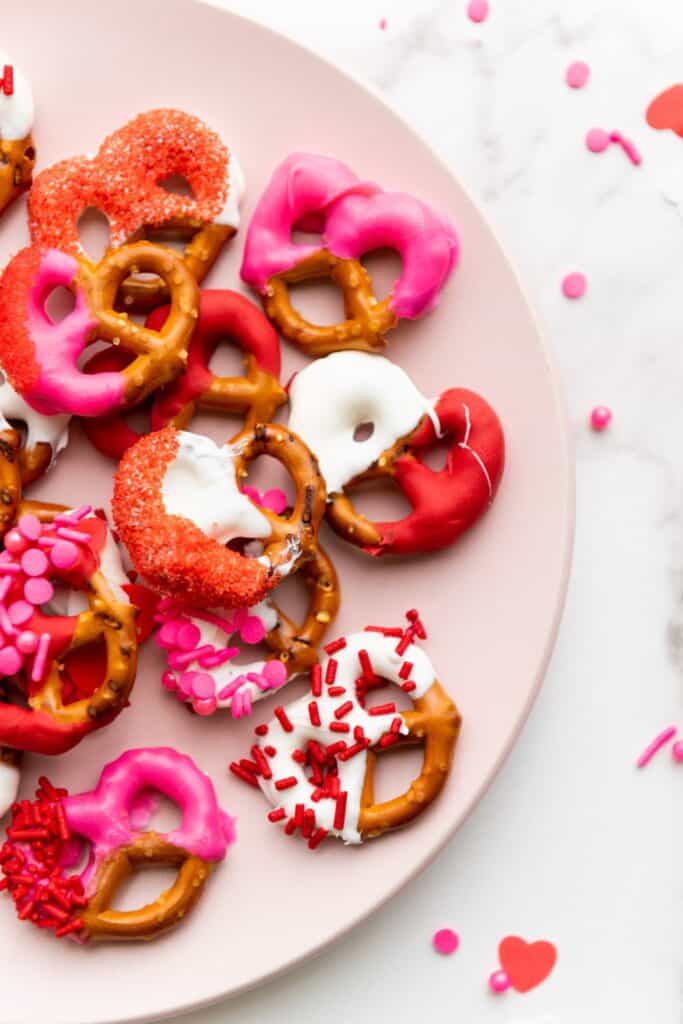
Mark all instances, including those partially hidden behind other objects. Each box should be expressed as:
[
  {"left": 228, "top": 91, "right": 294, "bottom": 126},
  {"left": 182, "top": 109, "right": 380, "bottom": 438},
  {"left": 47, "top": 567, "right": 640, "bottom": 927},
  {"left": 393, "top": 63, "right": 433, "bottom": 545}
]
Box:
[
  {"left": 0, "top": 503, "right": 138, "bottom": 756},
  {"left": 112, "top": 425, "right": 327, "bottom": 610},
  {"left": 81, "top": 289, "right": 286, "bottom": 460},
  {"left": 327, "top": 388, "right": 505, "bottom": 556},
  {"left": 0, "top": 748, "right": 235, "bottom": 942},
  {"left": 231, "top": 615, "right": 461, "bottom": 846},
  {"left": 28, "top": 109, "right": 242, "bottom": 311}
]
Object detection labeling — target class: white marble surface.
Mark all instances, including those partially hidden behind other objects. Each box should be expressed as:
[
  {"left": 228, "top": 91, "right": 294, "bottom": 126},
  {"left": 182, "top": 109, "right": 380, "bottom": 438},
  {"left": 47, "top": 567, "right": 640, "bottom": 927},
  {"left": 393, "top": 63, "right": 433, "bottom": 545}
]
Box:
[{"left": 179, "top": 1, "right": 681, "bottom": 1021}]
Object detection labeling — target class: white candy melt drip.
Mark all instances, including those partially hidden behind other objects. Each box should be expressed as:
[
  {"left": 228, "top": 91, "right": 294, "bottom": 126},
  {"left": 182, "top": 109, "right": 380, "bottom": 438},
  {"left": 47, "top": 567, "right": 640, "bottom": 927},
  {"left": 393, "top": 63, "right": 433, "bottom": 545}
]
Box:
[
  {"left": 0, "top": 373, "right": 70, "bottom": 466},
  {"left": 256, "top": 630, "right": 436, "bottom": 844},
  {"left": 214, "top": 150, "right": 246, "bottom": 229},
  {"left": 0, "top": 758, "right": 20, "bottom": 817},
  {"left": 162, "top": 432, "right": 271, "bottom": 543},
  {"left": 0, "top": 52, "right": 33, "bottom": 141},
  {"left": 288, "top": 351, "right": 439, "bottom": 493}
]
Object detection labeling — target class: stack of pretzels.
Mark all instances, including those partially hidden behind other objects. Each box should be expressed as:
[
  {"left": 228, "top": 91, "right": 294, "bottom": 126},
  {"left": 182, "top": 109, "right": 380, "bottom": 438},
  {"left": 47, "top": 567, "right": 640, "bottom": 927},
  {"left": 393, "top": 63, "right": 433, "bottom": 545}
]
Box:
[{"left": 0, "top": 98, "right": 506, "bottom": 941}]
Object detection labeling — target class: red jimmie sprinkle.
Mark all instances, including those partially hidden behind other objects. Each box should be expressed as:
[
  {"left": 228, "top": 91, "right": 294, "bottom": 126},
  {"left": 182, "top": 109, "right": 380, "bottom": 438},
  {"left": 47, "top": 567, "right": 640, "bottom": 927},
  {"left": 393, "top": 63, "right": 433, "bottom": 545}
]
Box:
[
  {"left": 364, "top": 625, "right": 403, "bottom": 637},
  {"left": 1, "top": 66, "right": 14, "bottom": 96},
  {"left": 338, "top": 739, "right": 370, "bottom": 762},
  {"left": 401, "top": 680, "right": 416, "bottom": 693},
  {"left": 311, "top": 663, "right": 322, "bottom": 697},
  {"left": 308, "top": 701, "right": 321, "bottom": 727},
  {"left": 399, "top": 661, "right": 413, "bottom": 679},
  {"left": 368, "top": 702, "right": 396, "bottom": 716},
  {"left": 395, "top": 633, "right": 412, "bottom": 656},
  {"left": 390, "top": 716, "right": 403, "bottom": 733},
  {"left": 268, "top": 808, "right": 286, "bottom": 823},
  {"left": 353, "top": 725, "right": 365, "bottom": 742},
  {"left": 325, "top": 659, "right": 338, "bottom": 685},
  {"left": 324, "top": 637, "right": 347, "bottom": 655},
  {"left": 333, "top": 791, "right": 348, "bottom": 831},
  {"left": 229, "top": 762, "right": 259, "bottom": 788},
  {"left": 254, "top": 724, "right": 269, "bottom": 736},
  {"left": 251, "top": 746, "right": 272, "bottom": 780},
  {"left": 307, "top": 739, "right": 326, "bottom": 763},
  {"left": 264, "top": 745, "right": 277, "bottom": 757},
  {"left": 293, "top": 804, "right": 305, "bottom": 828},
  {"left": 358, "top": 649, "right": 374, "bottom": 678},
  {"left": 238, "top": 758, "right": 259, "bottom": 775},
  {"left": 274, "top": 706, "right": 293, "bottom": 732},
  {"left": 326, "top": 741, "right": 347, "bottom": 757},
  {"left": 327, "top": 685, "right": 346, "bottom": 697},
  {"left": 302, "top": 809, "right": 316, "bottom": 838},
  {"left": 291, "top": 748, "right": 306, "bottom": 764},
  {"left": 329, "top": 721, "right": 350, "bottom": 733},
  {"left": 274, "top": 776, "right": 298, "bottom": 791},
  {"left": 308, "top": 827, "right": 328, "bottom": 850},
  {"left": 334, "top": 700, "right": 353, "bottom": 720},
  {"left": 284, "top": 818, "right": 297, "bottom": 836}
]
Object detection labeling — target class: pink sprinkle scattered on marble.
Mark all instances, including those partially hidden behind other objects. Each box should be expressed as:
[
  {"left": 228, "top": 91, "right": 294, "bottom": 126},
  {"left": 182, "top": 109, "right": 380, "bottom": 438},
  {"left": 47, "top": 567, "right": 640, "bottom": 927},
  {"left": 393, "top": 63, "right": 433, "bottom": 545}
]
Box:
[
  {"left": 378, "top": 17, "right": 387, "bottom": 30},
  {"left": 590, "top": 406, "right": 612, "bottom": 432},
  {"left": 561, "top": 272, "right": 587, "bottom": 299},
  {"left": 585, "top": 127, "right": 642, "bottom": 165},
  {"left": 467, "top": 0, "right": 489, "bottom": 24},
  {"left": 433, "top": 928, "right": 460, "bottom": 955},
  {"left": 565, "top": 61, "right": 590, "bottom": 89}
]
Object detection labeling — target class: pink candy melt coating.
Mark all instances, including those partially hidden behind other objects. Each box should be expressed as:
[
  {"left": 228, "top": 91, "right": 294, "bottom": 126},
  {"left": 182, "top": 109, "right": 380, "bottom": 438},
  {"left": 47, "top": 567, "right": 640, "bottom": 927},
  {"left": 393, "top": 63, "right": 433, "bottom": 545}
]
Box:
[
  {"left": 566, "top": 61, "right": 590, "bottom": 89},
  {"left": 240, "top": 152, "right": 458, "bottom": 320},
  {"left": 433, "top": 928, "right": 460, "bottom": 954},
  {"left": 18, "top": 249, "right": 125, "bottom": 417},
  {"left": 467, "top": 0, "right": 489, "bottom": 23},
  {"left": 62, "top": 748, "right": 236, "bottom": 886},
  {"left": 561, "top": 272, "right": 587, "bottom": 299}
]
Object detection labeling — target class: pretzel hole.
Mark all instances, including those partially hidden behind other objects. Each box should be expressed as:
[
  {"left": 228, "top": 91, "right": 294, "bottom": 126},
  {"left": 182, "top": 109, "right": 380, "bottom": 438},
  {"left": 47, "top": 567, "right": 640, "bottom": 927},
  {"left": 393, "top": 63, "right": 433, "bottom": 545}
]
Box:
[
  {"left": 60, "top": 835, "right": 93, "bottom": 877},
  {"left": 353, "top": 422, "right": 375, "bottom": 443},
  {"left": 345, "top": 478, "right": 412, "bottom": 522},
  {"left": 60, "top": 639, "right": 108, "bottom": 704},
  {"left": 240, "top": 454, "right": 295, "bottom": 511},
  {"left": 360, "top": 248, "right": 402, "bottom": 302},
  {"left": 159, "top": 174, "right": 195, "bottom": 199},
  {"left": 286, "top": 278, "right": 346, "bottom": 327},
  {"left": 110, "top": 863, "right": 181, "bottom": 911},
  {"left": 420, "top": 435, "right": 451, "bottom": 472},
  {"left": 44, "top": 286, "right": 76, "bottom": 324},
  {"left": 371, "top": 742, "right": 423, "bottom": 805},
  {"left": 77, "top": 207, "right": 111, "bottom": 263},
  {"left": 128, "top": 791, "right": 183, "bottom": 834},
  {"left": 207, "top": 342, "right": 247, "bottom": 379}
]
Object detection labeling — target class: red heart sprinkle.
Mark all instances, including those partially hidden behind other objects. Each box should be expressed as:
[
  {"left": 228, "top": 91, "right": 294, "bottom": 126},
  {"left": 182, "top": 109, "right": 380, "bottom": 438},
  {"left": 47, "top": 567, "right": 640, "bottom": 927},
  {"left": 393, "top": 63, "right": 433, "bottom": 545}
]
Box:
[{"left": 498, "top": 935, "right": 558, "bottom": 993}]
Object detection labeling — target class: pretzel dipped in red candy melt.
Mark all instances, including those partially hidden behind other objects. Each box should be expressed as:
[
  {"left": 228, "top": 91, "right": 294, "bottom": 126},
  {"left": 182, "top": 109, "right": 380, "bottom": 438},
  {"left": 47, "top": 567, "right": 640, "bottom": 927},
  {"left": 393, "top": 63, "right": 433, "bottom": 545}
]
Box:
[
  {"left": 241, "top": 152, "right": 458, "bottom": 356},
  {"left": 0, "top": 504, "right": 137, "bottom": 756},
  {"left": 231, "top": 615, "right": 460, "bottom": 845},
  {"left": 288, "top": 352, "right": 505, "bottom": 556},
  {"left": 0, "top": 748, "right": 235, "bottom": 941},
  {"left": 0, "top": 242, "right": 199, "bottom": 417},
  {"left": 0, "top": 53, "right": 35, "bottom": 219},
  {"left": 112, "top": 425, "right": 327, "bottom": 609},
  {"left": 81, "top": 290, "right": 286, "bottom": 460},
  {"left": 28, "top": 109, "right": 243, "bottom": 309}
]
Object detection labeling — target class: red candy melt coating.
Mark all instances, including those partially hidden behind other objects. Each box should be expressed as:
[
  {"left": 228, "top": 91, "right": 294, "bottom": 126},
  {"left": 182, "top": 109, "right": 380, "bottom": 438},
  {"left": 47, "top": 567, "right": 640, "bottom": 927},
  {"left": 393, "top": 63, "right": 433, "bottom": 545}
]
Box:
[
  {"left": 80, "top": 347, "right": 145, "bottom": 459},
  {"left": 112, "top": 426, "right": 274, "bottom": 608},
  {"left": 363, "top": 387, "right": 505, "bottom": 556}
]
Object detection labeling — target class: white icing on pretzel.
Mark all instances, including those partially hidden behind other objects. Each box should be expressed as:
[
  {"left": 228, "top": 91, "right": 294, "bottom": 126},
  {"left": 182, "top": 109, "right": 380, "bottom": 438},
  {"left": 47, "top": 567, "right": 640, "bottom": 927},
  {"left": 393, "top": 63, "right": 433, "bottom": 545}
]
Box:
[
  {"left": 287, "top": 352, "right": 438, "bottom": 493},
  {"left": 0, "top": 372, "right": 70, "bottom": 467},
  {"left": 0, "top": 52, "right": 33, "bottom": 142},
  {"left": 161, "top": 431, "right": 271, "bottom": 543},
  {"left": 253, "top": 630, "right": 436, "bottom": 844},
  {"left": 215, "top": 151, "right": 246, "bottom": 229}
]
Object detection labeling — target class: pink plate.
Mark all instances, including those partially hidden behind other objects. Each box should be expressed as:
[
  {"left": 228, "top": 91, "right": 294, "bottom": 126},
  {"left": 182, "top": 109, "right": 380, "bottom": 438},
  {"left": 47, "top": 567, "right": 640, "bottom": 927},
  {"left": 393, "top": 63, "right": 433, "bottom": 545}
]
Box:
[{"left": 1, "top": 3, "right": 573, "bottom": 1022}]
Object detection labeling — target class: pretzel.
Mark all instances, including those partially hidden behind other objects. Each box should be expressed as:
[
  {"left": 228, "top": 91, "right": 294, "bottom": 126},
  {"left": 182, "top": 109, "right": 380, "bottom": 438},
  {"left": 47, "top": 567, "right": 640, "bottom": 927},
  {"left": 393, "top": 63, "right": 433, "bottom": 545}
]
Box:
[
  {"left": 0, "top": 745, "right": 21, "bottom": 817},
  {"left": 0, "top": 242, "right": 199, "bottom": 417},
  {"left": 81, "top": 289, "right": 286, "bottom": 461},
  {"left": 231, "top": 616, "right": 461, "bottom": 845},
  {"left": 0, "top": 373, "right": 71, "bottom": 486},
  {"left": 0, "top": 56, "right": 35, "bottom": 220},
  {"left": 0, "top": 427, "right": 22, "bottom": 542},
  {"left": 241, "top": 152, "right": 458, "bottom": 356},
  {"left": 0, "top": 504, "right": 138, "bottom": 755},
  {"left": 0, "top": 747, "right": 235, "bottom": 941},
  {"left": 112, "top": 425, "right": 327, "bottom": 609},
  {"left": 28, "top": 109, "right": 243, "bottom": 310},
  {"left": 155, "top": 541, "right": 340, "bottom": 717}
]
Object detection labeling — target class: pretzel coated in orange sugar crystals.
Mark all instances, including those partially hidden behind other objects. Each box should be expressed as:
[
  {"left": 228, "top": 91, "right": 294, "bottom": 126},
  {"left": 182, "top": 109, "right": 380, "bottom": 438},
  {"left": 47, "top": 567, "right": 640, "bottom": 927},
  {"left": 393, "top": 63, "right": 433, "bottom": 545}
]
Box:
[
  {"left": 28, "top": 109, "right": 244, "bottom": 309},
  {"left": 112, "top": 425, "right": 327, "bottom": 610},
  {"left": 231, "top": 613, "right": 461, "bottom": 846}
]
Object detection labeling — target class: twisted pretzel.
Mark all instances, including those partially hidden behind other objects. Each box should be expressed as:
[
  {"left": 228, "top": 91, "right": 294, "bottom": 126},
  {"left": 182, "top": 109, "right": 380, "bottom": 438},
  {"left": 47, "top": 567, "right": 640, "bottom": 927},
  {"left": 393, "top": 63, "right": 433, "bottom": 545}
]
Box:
[
  {"left": 0, "top": 748, "right": 235, "bottom": 941},
  {"left": 232, "top": 622, "right": 460, "bottom": 845},
  {"left": 28, "top": 109, "right": 242, "bottom": 310},
  {"left": 0, "top": 504, "right": 138, "bottom": 755},
  {"left": 0, "top": 427, "right": 21, "bottom": 542},
  {"left": 0, "top": 56, "right": 35, "bottom": 220},
  {"left": 113, "top": 425, "right": 327, "bottom": 609},
  {"left": 0, "top": 242, "right": 199, "bottom": 417}
]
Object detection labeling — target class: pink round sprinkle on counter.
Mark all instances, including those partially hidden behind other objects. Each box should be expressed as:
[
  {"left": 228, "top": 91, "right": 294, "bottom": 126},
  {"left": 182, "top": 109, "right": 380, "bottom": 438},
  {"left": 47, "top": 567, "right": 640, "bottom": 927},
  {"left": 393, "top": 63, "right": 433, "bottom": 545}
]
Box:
[
  {"left": 17, "top": 514, "right": 41, "bottom": 541},
  {"left": 433, "top": 928, "right": 460, "bottom": 955},
  {"left": 672, "top": 741, "right": 683, "bottom": 763},
  {"left": 489, "top": 970, "right": 511, "bottom": 994},
  {"left": 378, "top": 17, "right": 387, "bottom": 30},
  {"left": 566, "top": 61, "right": 590, "bottom": 89},
  {"left": 50, "top": 539, "right": 79, "bottom": 570},
  {"left": 16, "top": 630, "right": 38, "bottom": 654},
  {"left": 4, "top": 529, "right": 27, "bottom": 555},
  {"left": 586, "top": 127, "right": 610, "bottom": 153},
  {"left": 176, "top": 622, "right": 201, "bottom": 651},
  {"left": 23, "top": 577, "right": 54, "bottom": 605},
  {"left": 20, "top": 548, "right": 49, "bottom": 577},
  {"left": 561, "top": 272, "right": 587, "bottom": 299},
  {"left": 8, "top": 600, "right": 34, "bottom": 626},
  {"left": 0, "top": 646, "right": 22, "bottom": 675},
  {"left": 467, "top": 0, "right": 489, "bottom": 23},
  {"left": 590, "top": 406, "right": 612, "bottom": 431},
  {"left": 190, "top": 672, "right": 216, "bottom": 700}
]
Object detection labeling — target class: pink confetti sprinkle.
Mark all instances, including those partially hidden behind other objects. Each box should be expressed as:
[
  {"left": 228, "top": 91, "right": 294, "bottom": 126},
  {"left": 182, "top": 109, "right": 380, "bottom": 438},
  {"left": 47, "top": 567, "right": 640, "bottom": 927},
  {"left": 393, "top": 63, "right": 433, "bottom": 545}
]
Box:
[
  {"left": 4, "top": 529, "right": 27, "bottom": 555},
  {"left": 190, "top": 672, "right": 216, "bottom": 700},
  {"left": 193, "top": 696, "right": 218, "bottom": 716},
  {"left": 433, "top": 928, "right": 460, "bottom": 955},
  {"left": 20, "top": 548, "right": 49, "bottom": 578},
  {"left": 24, "top": 577, "right": 54, "bottom": 605},
  {"left": 565, "top": 61, "right": 590, "bottom": 89},
  {"left": 56, "top": 526, "right": 90, "bottom": 544},
  {"left": 561, "top": 272, "right": 587, "bottom": 299},
  {"left": 635, "top": 725, "right": 676, "bottom": 768},
  {"left": 585, "top": 127, "right": 611, "bottom": 153},
  {"left": 241, "top": 615, "right": 267, "bottom": 645},
  {"left": 176, "top": 622, "right": 201, "bottom": 651},
  {"left": 489, "top": 970, "right": 511, "bottom": 994},
  {"left": 467, "top": 0, "right": 489, "bottom": 22},
  {"left": 8, "top": 600, "right": 33, "bottom": 626},
  {"left": 157, "top": 619, "right": 184, "bottom": 649},
  {"left": 672, "top": 741, "right": 683, "bottom": 763},
  {"left": 379, "top": 17, "right": 387, "bottom": 30},
  {"left": 263, "top": 659, "right": 287, "bottom": 688},
  {"left": 0, "top": 646, "right": 22, "bottom": 675},
  {"left": 590, "top": 405, "right": 612, "bottom": 432},
  {"left": 0, "top": 562, "right": 21, "bottom": 575},
  {"left": 217, "top": 674, "right": 247, "bottom": 701},
  {"left": 50, "top": 539, "right": 79, "bottom": 570},
  {"left": 54, "top": 505, "right": 92, "bottom": 524},
  {"left": 198, "top": 646, "right": 239, "bottom": 668},
  {"left": 16, "top": 630, "right": 38, "bottom": 655},
  {"left": 17, "top": 514, "right": 41, "bottom": 541},
  {"left": 161, "top": 670, "right": 178, "bottom": 691}
]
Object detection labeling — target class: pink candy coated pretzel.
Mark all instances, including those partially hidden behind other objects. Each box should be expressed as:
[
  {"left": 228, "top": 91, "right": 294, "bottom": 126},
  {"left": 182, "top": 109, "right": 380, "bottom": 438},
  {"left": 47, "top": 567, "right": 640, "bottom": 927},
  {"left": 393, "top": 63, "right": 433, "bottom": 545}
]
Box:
[
  {"left": 241, "top": 152, "right": 458, "bottom": 356},
  {"left": 1, "top": 748, "right": 235, "bottom": 942}
]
